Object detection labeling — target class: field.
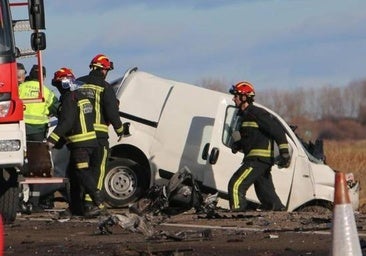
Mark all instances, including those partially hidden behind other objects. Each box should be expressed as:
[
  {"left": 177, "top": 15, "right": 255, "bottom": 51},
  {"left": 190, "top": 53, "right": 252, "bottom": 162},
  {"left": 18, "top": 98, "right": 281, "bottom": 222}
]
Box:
[{"left": 324, "top": 140, "right": 366, "bottom": 212}]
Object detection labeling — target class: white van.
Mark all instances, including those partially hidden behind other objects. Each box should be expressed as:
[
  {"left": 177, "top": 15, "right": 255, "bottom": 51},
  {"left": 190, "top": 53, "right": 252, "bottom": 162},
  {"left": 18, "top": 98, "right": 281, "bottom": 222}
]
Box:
[{"left": 102, "top": 67, "right": 359, "bottom": 212}]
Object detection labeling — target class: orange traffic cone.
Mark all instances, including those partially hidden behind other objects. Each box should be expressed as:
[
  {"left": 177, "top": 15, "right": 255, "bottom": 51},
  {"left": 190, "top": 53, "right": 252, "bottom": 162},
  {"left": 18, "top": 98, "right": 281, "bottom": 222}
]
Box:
[
  {"left": 0, "top": 215, "right": 3, "bottom": 256},
  {"left": 331, "top": 172, "right": 362, "bottom": 256}
]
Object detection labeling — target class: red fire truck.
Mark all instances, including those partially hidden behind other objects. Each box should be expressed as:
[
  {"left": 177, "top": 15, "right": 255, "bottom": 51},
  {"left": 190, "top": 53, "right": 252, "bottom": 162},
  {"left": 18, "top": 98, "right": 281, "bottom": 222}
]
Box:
[{"left": 0, "top": 0, "right": 46, "bottom": 224}]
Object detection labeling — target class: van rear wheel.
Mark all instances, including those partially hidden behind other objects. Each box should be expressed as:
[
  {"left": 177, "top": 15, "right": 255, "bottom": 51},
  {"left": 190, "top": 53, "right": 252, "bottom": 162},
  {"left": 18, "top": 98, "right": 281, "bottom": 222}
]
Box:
[{"left": 103, "top": 159, "right": 148, "bottom": 208}]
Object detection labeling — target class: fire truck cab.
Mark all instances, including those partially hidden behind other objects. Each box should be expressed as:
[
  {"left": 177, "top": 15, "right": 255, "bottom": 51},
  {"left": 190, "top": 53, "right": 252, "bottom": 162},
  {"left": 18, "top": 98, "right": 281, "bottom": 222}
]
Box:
[{"left": 0, "top": 0, "right": 46, "bottom": 224}]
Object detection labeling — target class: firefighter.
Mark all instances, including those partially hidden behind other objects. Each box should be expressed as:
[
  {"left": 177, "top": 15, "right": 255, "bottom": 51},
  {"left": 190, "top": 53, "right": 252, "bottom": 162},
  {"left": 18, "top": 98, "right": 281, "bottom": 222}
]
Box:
[
  {"left": 19, "top": 65, "right": 59, "bottom": 141},
  {"left": 47, "top": 67, "right": 108, "bottom": 217},
  {"left": 228, "top": 81, "right": 290, "bottom": 212},
  {"left": 77, "top": 54, "right": 127, "bottom": 217}
]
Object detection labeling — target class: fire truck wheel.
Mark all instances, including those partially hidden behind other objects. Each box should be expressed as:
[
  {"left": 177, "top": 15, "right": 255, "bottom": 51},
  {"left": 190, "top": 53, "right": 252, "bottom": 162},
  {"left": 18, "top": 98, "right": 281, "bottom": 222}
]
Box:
[
  {"left": 0, "top": 168, "right": 19, "bottom": 224},
  {"left": 103, "top": 158, "right": 149, "bottom": 208}
]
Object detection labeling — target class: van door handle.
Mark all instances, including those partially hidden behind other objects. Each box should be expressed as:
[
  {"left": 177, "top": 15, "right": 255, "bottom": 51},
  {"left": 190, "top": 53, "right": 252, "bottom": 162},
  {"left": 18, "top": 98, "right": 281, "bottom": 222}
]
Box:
[
  {"left": 202, "top": 143, "right": 210, "bottom": 160},
  {"left": 209, "top": 147, "right": 219, "bottom": 164}
]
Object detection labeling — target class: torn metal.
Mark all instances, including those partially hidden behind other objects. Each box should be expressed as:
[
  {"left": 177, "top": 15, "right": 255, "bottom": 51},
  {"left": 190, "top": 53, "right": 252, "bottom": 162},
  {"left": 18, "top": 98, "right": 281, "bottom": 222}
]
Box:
[{"left": 98, "top": 167, "right": 218, "bottom": 240}]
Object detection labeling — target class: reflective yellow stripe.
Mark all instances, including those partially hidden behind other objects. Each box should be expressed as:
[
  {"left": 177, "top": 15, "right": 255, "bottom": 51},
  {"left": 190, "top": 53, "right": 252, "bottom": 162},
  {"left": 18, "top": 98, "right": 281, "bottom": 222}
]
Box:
[
  {"left": 82, "top": 84, "right": 104, "bottom": 93},
  {"left": 82, "top": 84, "right": 104, "bottom": 127},
  {"left": 84, "top": 194, "right": 92, "bottom": 202},
  {"left": 94, "top": 123, "right": 109, "bottom": 133},
  {"left": 116, "top": 126, "right": 124, "bottom": 134},
  {"left": 233, "top": 167, "right": 253, "bottom": 209},
  {"left": 247, "top": 149, "right": 271, "bottom": 157},
  {"left": 97, "top": 146, "right": 108, "bottom": 190},
  {"left": 242, "top": 121, "right": 258, "bottom": 128},
  {"left": 68, "top": 131, "right": 96, "bottom": 143},
  {"left": 24, "top": 114, "right": 49, "bottom": 123},
  {"left": 76, "top": 162, "right": 89, "bottom": 169},
  {"left": 246, "top": 141, "right": 272, "bottom": 158},
  {"left": 49, "top": 132, "right": 60, "bottom": 141},
  {"left": 78, "top": 99, "right": 89, "bottom": 133},
  {"left": 279, "top": 144, "right": 289, "bottom": 150}
]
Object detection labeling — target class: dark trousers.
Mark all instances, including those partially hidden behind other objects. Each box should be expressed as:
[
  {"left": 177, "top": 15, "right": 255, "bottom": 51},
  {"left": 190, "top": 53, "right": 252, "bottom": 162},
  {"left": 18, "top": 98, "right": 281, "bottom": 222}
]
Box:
[
  {"left": 228, "top": 159, "right": 284, "bottom": 211},
  {"left": 84, "top": 138, "right": 108, "bottom": 204},
  {"left": 68, "top": 147, "right": 99, "bottom": 214}
]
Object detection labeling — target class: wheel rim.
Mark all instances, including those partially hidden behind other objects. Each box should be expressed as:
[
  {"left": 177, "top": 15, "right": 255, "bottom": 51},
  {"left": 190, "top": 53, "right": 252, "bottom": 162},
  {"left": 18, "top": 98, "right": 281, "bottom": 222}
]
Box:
[{"left": 104, "top": 166, "right": 137, "bottom": 201}]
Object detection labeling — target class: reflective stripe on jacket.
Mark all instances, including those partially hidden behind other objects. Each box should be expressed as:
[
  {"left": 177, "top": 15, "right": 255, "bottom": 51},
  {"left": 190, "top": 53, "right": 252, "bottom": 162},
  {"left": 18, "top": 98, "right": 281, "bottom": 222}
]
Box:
[
  {"left": 48, "top": 91, "right": 98, "bottom": 148},
  {"left": 77, "top": 70, "right": 123, "bottom": 139},
  {"left": 237, "top": 104, "right": 289, "bottom": 163}
]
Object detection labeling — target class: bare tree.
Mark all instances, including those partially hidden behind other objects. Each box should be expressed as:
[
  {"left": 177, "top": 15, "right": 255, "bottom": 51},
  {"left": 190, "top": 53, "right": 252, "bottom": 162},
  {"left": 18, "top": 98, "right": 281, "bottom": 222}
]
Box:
[{"left": 198, "top": 76, "right": 366, "bottom": 123}]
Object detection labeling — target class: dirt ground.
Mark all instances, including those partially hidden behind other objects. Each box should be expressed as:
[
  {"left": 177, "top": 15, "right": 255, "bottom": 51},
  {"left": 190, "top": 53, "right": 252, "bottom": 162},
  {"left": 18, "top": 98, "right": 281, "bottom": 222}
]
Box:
[{"left": 3, "top": 207, "right": 366, "bottom": 256}]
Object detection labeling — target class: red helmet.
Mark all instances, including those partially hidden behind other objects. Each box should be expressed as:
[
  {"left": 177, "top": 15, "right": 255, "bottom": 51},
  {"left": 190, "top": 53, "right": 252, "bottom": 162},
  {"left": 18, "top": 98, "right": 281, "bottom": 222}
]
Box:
[
  {"left": 53, "top": 67, "right": 74, "bottom": 81},
  {"left": 89, "top": 54, "right": 114, "bottom": 70},
  {"left": 229, "top": 81, "right": 255, "bottom": 97}
]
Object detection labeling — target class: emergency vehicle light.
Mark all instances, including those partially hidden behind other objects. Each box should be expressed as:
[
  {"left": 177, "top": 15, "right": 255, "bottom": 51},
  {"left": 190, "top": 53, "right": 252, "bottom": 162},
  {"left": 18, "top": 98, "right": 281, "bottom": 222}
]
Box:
[
  {"left": 0, "top": 139, "right": 21, "bottom": 151},
  {"left": 0, "top": 100, "right": 11, "bottom": 117}
]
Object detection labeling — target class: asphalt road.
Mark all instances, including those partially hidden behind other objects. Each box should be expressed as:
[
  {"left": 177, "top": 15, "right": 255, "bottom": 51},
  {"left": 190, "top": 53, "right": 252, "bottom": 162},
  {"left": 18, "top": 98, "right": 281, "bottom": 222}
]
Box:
[{"left": 3, "top": 208, "right": 366, "bottom": 256}]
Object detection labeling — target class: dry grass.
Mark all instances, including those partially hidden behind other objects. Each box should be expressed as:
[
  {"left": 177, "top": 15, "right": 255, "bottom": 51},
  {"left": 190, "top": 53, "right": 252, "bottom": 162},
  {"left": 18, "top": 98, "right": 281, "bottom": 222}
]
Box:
[{"left": 324, "top": 140, "right": 366, "bottom": 211}]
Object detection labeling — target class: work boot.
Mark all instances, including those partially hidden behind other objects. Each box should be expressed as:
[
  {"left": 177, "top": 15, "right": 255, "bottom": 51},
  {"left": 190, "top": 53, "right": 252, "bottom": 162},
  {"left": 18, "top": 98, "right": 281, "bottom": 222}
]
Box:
[
  {"left": 92, "top": 190, "right": 105, "bottom": 206},
  {"left": 84, "top": 206, "right": 101, "bottom": 218},
  {"left": 84, "top": 190, "right": 109, "bottom": 218},
  {"left": 84, "top": 203, "right": 109, "bottom": 218}
]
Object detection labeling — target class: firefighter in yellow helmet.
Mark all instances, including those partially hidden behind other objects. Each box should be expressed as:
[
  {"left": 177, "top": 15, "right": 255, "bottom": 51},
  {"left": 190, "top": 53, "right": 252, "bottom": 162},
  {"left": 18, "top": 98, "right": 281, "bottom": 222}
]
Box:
[
  {"left": 47, "top": 67, "right": 108, "bottom": 217},
  {"left": 19, "top": 65, "right": 59, "bottom": 141},
  {"left": 228, "top": 81, "right": 290, "bottom": 212}
]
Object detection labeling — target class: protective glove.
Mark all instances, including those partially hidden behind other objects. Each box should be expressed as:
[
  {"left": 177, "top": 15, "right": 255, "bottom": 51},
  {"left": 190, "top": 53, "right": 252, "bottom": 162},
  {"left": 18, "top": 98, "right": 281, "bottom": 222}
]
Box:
[
  {"left": 231, "top": 131, "right": 241, "bottom": 154},
  {"left": 231, "top": 141, "right": 241, "bottom": 154},
  {"left": 117, "top": 122, "right": 131, "bottom": 142},
  {"left": 276, "top": 153, "right": 291, "bottom": 168}
]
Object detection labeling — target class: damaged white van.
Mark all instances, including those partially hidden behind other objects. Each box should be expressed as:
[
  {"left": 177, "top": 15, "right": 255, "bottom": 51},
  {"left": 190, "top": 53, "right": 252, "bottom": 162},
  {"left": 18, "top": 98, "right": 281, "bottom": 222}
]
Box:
[{"left": 103, "top": 67, "right": 359, "bottom": 212}]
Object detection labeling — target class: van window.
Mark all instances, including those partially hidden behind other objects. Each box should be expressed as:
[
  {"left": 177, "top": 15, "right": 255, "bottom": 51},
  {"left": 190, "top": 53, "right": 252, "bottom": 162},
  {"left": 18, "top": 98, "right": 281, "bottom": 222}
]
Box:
[{"left": 222, "top": 106, "right": 240, "bottom": 147}]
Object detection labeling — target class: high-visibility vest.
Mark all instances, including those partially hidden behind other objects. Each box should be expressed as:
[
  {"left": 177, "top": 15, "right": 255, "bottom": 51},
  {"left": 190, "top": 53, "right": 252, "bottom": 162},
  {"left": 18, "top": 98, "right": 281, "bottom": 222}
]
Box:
[{"left": 19, "top": 80, "right": 56, "bottom": 125}]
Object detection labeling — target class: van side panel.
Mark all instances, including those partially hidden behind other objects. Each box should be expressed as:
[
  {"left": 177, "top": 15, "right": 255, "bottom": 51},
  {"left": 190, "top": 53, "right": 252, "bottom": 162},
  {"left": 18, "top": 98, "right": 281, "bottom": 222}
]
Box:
[
  {"left": 117, "top": 72, "right": 173, "bottom": 123},
  {"left": 150, "top": 80, "right": 224, "bottom": 182}
]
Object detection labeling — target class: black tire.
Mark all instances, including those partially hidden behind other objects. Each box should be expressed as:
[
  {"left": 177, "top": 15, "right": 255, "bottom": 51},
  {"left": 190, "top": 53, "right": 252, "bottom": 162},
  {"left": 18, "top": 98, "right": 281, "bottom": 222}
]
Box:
[
  {"left": 103, "top": 159, "right": 149, "bottom": 208},
  {"left": 0, "top": 168, "right": 19, "bottom": 224},
  {"left": 297, "top": 201, "right": 333, "bottom": 215}
]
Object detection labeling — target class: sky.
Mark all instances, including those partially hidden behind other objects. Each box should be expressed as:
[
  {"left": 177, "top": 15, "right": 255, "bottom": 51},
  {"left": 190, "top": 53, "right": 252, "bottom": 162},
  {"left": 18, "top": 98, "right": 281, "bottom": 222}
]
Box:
[{"left": 12, "top": 0, "right": 366, "bottom": 92}]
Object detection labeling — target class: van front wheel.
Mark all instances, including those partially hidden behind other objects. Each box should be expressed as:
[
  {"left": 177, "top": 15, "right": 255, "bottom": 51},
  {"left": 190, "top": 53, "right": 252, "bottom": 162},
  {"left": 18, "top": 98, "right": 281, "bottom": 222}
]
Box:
[{"left": 103, "top": 159, "right": 148, "bottom": 208}]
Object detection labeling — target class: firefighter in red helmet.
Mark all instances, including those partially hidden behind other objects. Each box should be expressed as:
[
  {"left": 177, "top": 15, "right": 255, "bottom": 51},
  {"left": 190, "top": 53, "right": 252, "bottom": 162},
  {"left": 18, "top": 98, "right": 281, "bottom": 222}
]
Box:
[
  {"left": 228, "top": 81, "right": 290, "bottom": 212},
  {"left": 48, "top": 67, "right": 108, "bottom": 217},
  {"left": 77, "top": 54, "right": 128, "bottom": 217}
]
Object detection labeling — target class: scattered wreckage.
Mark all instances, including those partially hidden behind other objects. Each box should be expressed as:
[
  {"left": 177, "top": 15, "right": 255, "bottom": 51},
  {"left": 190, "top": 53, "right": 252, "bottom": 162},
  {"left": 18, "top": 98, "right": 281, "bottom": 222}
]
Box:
[
  {"left": 96, "top": 167, "right": 350, "bottom": 242},
  {"left": 98, "top": 167, "right": 218, "bottom": 239}
]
